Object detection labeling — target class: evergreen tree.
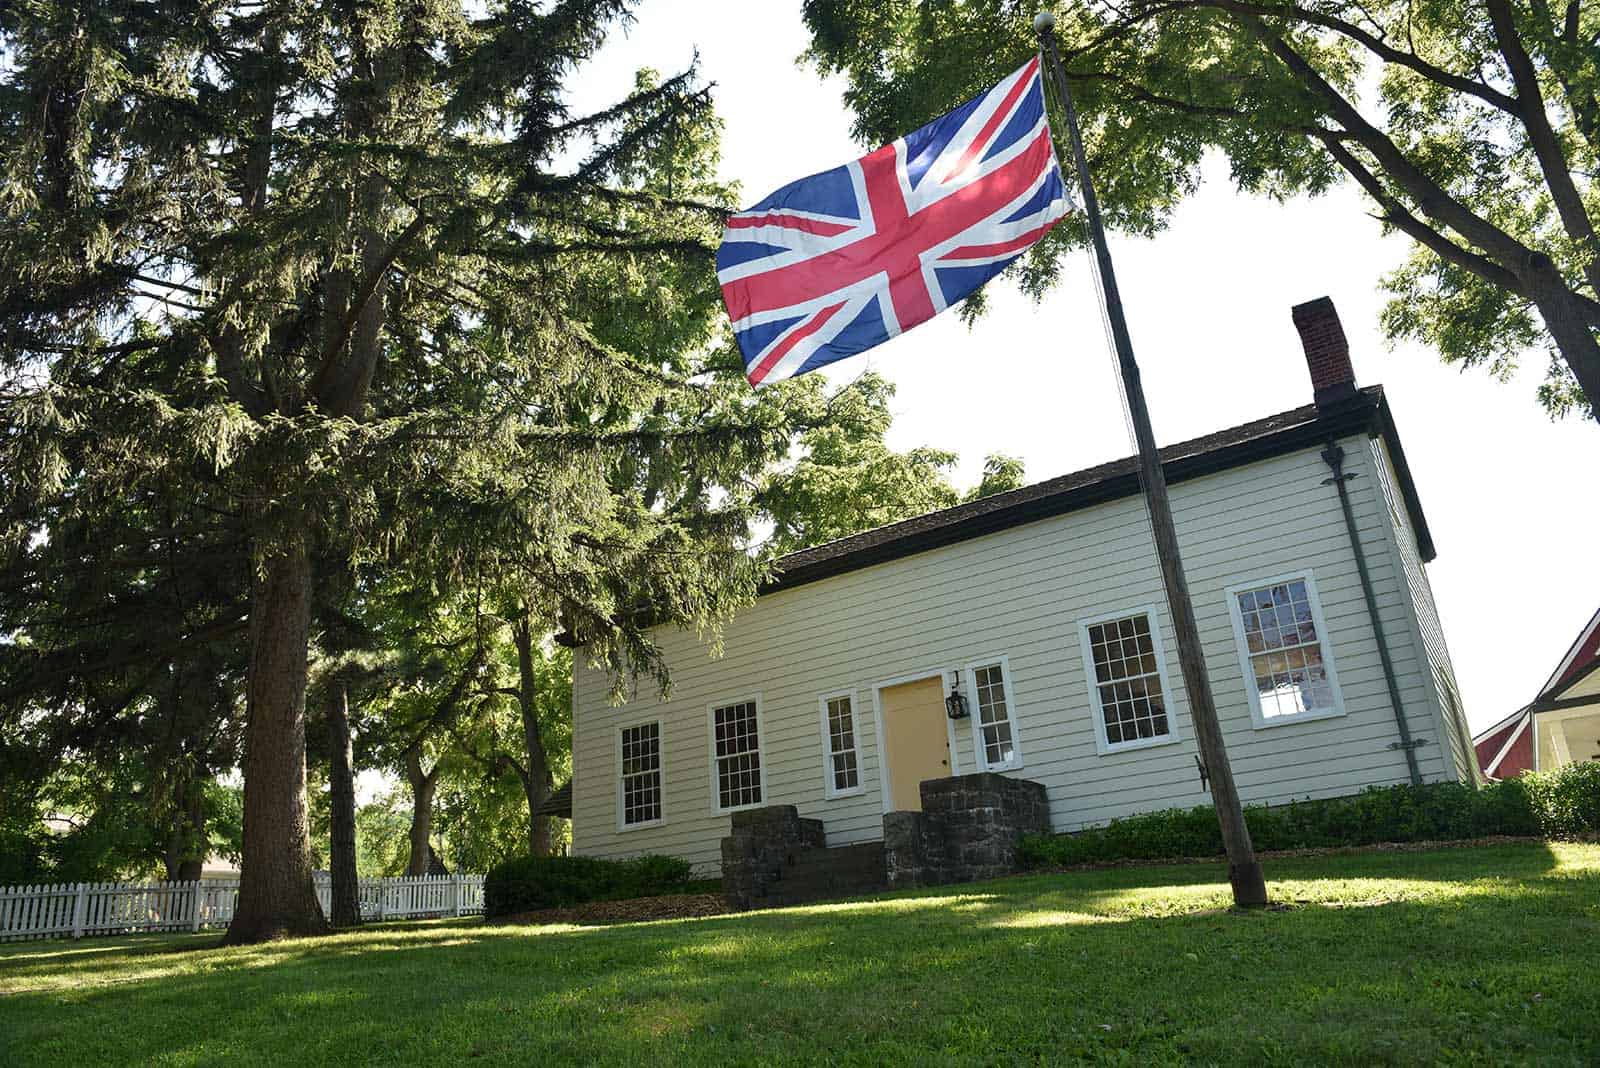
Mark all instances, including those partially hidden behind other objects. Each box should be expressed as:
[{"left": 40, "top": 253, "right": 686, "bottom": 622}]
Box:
[{"left": 1, "top": 1, "right": 827, "bottom": 942}]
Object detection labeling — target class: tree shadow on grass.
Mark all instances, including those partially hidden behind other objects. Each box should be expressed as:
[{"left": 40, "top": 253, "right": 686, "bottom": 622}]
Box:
[
  {"left": 1, "top": 842, "right": 1590, "bottom": 1066},
  {"left": 0, "top": 931, "right": 219, "bottom": 968}
]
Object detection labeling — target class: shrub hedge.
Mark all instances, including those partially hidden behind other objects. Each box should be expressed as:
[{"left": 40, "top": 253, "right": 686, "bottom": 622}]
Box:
[
  {"left": 1521, "top": 759, "right": 1600, "bottom": 838},
  {"left": 483, "top": 853, "right": 697, "bottom": 917},
  {"left": 1018, "top": 762, "right": 1600, "bottom": 869}
]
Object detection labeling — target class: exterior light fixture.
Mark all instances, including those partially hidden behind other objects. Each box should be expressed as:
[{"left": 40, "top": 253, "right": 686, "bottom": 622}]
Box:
[{"left": 945, "top": 679, "right": 970, "bottom": 720}]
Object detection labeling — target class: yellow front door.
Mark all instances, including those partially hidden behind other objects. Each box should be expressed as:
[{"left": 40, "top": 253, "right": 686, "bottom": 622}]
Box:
[{"left": 880, "top": 675, "right": 951, "bottom": 811}]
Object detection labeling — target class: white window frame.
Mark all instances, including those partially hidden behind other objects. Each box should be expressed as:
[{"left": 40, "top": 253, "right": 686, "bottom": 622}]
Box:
[
  {"left": 706, "top": 693, "right": 767, "bottom": 814},
  {"left": 615, "top": 718, "right": 665, "bottom": 832},
  {"left": 963, "top": 655, "right": 1024, "bottom": 772},
  {"left": 817, "top": 689, "right": 865, "bottom": 799},
  {"left": 1075, "top": 605, "right": 1183, "bottom": 755},
  {"left": 1225, "top": 569, "right": 1347, "bottom": 729}
]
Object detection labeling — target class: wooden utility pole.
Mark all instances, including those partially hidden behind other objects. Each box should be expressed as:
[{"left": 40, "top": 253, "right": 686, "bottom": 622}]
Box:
[{"left": 1035, "top": 11, "right": 1267, "bottom": 907}]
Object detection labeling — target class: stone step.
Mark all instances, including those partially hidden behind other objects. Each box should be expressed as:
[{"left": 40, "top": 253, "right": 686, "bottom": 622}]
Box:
[
  {"left": 757, "top": 841, "right": 888, "bottom": 907},
  {"left": 783, "top": 842, "right": 884, "bottom": 872},
  {"left": 784, "top": 850, "right": 889, "bottom": 876},
  {"left": 776, "top": 871, "right": 883, "bottom": 894},
  {"left": 772, "top": 867, "right": 886, "bottom": 892},
  {"left": 762, "top": 876, "right": 887, "bottom": 905}
]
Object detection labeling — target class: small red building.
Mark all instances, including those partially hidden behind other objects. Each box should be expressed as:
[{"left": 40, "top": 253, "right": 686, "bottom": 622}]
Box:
[{"left": 1474, "top": 606, "right": 1600, "bottom": 778}]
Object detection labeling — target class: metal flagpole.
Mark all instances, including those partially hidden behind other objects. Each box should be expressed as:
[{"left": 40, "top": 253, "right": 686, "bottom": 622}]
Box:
[{"left": 1034, "top": 10, "right": 1267, "bottom": 907}]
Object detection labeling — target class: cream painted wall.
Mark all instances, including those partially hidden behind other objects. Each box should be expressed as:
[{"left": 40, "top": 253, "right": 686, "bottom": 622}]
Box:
[{"left": 571, "top": 432, "right": 1462, "bottom": 873}]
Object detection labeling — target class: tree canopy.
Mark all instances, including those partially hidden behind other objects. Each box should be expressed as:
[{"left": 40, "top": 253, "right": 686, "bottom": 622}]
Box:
[
  {"left": 0, "top": 0, "right": 843, "bottom": 941},
  {"left": 802, "top": 0, "right": 1600, "bottom": 420},
  {"left": 1, "top": 0, "right": 1081, "bottom": 929}
]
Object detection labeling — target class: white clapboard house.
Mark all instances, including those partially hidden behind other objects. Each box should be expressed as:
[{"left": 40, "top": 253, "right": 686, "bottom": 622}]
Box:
[{"left": 567, "top": 298, "right": 1478, "bottom": 878}]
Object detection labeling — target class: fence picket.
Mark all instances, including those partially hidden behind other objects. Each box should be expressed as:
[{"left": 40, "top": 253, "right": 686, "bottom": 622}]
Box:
[{"left": 0, "top": 871, "right": 483, "bottom": 943}]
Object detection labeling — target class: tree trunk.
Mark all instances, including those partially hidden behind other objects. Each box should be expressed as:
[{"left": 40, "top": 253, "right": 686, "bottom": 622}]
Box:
[
  {"left": 1526, "top": 262, "right": 1600, "bottom": 422},
  {"left": 327, "top": 681, "right": 362, "bottom": 928},
  {"left": 513, "top": 612, "right": 553, "bottom": 857},
  {"left": 405, "top": 748, "right": 437, "bottom": 877},
  {"left": 163, "top": 776, "right": 206, "bottom": 881},
  {"left": 223, "top": 533, "right": 328, "bottom": 944},
  {"left": 177, "top": 781, "right": 205, "bottom": 881}
]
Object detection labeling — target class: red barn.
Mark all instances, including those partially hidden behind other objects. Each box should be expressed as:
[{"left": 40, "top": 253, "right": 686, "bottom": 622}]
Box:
[{"left": 1475, "top": 606, "right": 1600, "bottom": 779}]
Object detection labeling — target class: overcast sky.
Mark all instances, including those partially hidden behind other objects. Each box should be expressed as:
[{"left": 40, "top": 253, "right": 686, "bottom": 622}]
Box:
[{"left": 567, "top": 0, "right": 1600, "bottom": 735}]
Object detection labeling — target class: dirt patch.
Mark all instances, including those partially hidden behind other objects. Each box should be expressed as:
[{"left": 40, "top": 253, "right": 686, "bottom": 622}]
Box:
[{"left": 485, "top": 892, "right": 732, "bottom": 927}]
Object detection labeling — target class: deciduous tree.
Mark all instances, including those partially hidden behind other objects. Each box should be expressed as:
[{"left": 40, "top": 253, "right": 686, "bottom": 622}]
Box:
[{"left": 803, "top": 0, "right": 1600, "bottom": 419}]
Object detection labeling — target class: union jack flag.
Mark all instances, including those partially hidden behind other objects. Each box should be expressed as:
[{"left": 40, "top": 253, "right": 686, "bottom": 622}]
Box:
[{"left": 718, "top": 57, "right": 1071, "bottom": 388}]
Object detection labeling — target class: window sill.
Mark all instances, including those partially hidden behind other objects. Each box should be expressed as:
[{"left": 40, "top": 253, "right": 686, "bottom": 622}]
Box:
[
  {"left": 1094, "top": 733, "right": 1181, "bottom": 757},
  {"left": 617, "top": 818, "right": 664, "bottom": 833},
  {"left": 1250, "top": 706, "right": 1346, "bottom": 730},
  {"left": 976, "top": 758, "right": 1025, "bottom": 774},
  {"left": 823, "top": 786, "right": 867, "bottom": 801},
  {"left": 714, "top": 799, "right": 769, "bottom": 816}
]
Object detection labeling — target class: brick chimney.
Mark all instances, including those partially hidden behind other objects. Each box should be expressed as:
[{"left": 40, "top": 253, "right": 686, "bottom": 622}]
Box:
[{"left": 1291, "top": 296, "right": 1357, "bottom": 408}]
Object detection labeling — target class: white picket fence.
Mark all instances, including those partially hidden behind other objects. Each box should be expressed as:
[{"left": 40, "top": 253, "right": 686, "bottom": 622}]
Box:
[{"left": 0, "top": 873, "right": 485, "bottom": 943}]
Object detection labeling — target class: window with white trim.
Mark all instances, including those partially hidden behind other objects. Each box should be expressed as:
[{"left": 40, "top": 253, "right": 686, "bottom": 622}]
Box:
[
  {"left": 1081, "top": 610, "right": 1175, "bottom": 751},
  {"left": 711, "top": 699, "right": 763, "bottom": 811},
  {"left": 969, "top": 661, "right": 1021, "bottom": 769},
  {"left": 820, "top": 694, "right": 861, "bottom": 796},
  {"left": 1229, "top": 575, "right": 1341, "bottom": 724},
  {"left": 618, "top": 722, "right": 662, "bottom": 828}
]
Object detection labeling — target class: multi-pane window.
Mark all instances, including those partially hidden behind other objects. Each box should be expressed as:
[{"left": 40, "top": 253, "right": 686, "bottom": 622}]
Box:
[
  {"left": 1232, "top": 577, "right": 1337, "bottom": 722},
  {"left": 619, "top": 722, "right": 662, "bottom": 827},
  {"left": 712, "top": 699, "right": 763, "bottom": 810},
  {"left": 823, "top": 695, "right": 860, "bottom": 795},
  {"left": 972, "top": 663, "right": 1018, "bottom": 768},
  {"left": 1084, "top": 612, "right": 1172, "bottom": 749}
]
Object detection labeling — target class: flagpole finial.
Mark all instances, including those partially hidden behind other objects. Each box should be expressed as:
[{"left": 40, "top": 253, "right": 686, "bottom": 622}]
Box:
[{"left": 1032, "top": 10, "right": 1056, "bottom": 33}]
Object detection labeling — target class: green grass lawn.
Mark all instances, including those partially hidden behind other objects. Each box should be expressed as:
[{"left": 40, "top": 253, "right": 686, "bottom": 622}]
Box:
[{"left": 3, "top": 842, "right": 1598, "bottom": 1066}]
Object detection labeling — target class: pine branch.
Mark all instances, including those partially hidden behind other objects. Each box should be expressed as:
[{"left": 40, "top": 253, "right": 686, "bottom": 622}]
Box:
[
  {"left": 0, "top": 612, "right": 249, "bottom": 704},
  {"left": 308, "top": 213, "right": 430, "bottom": 413}
]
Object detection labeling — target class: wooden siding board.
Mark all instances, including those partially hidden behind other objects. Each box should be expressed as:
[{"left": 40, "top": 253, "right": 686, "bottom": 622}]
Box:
[
  {"left": 1367, "top": 438, "right": 1473, "bottom": 784},
  {"left": 571, "top": 434, "right": 1457, "bottom": 873}
]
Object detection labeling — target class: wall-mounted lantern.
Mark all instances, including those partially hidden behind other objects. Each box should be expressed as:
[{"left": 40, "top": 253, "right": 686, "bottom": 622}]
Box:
[{"left": 945, "top": 678, "right": 970, "bottom": 720}]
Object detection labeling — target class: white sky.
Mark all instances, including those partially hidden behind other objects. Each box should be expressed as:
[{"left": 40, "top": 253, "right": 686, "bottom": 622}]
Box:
[{"left": 570, "top": 0, "right": 1600, "bottom": 735}]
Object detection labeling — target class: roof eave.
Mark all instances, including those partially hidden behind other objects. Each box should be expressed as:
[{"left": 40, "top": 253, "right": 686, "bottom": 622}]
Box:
[
  {"left": 1369, "top": 390, "right": 1437, "bottom": 563},
  {"left": 766, "top": 388, "right": 1427, "bottom": 595}
]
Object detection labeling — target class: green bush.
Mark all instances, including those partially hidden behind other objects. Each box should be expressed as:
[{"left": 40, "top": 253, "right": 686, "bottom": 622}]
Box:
[
  {"left": 483, "top": 853, "right": 696, "bottom": 917},
  {"left": 1019, "top": 767, "right": 1598, "bottom": 869},
  {"left": 1522, "top": 760, "right": 1600, "bottom": 838}
]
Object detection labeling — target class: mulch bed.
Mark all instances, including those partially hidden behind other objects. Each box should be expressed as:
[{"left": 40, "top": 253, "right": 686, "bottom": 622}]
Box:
[{"left": 485, "top": 892, "right": 733, "bottom": 927}]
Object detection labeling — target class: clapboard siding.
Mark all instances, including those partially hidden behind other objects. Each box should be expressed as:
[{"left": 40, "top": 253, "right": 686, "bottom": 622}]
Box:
[
  {"left": 1368, "top": 438, "right": 1478, "bottom": 784},
  {"left": 572, "top": 434, "right": 1462, "bottom": 873}
]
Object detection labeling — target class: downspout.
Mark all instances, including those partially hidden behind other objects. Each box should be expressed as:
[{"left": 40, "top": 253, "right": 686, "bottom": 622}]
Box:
[{"left": 1320, "top": 440, "right": 1424, "bottom": 786}]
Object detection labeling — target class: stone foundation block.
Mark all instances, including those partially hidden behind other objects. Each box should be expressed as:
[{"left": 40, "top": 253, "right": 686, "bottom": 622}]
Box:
[{"left": 884, "top": 772, "right": 1049, "bottom": 889}]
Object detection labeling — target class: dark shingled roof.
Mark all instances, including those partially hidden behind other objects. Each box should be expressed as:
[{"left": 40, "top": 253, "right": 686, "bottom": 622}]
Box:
[
  {"left": 534, "top": 780, "right": 571, "bottom": 818},
  {"left": 764, "top": 385, "right": 1433, "bottom": 595}
]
